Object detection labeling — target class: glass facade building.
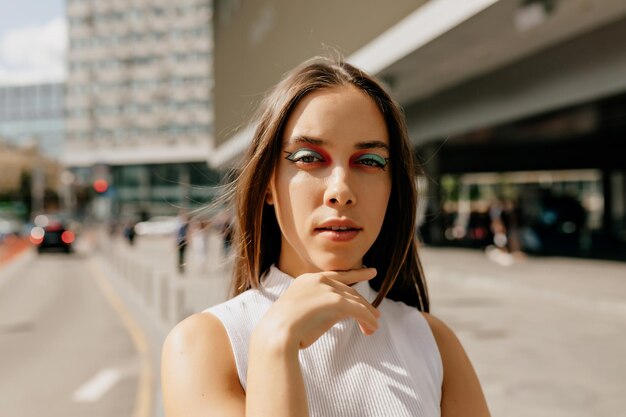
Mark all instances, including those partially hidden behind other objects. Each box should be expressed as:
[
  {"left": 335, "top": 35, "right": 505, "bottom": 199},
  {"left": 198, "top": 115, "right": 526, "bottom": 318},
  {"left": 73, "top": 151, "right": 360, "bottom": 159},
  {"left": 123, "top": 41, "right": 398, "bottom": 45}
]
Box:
[
  {"left": 109, "top": 162, "right": 220, "bottom": 217},
  {"left": 0, "top": 83, "right": 64, "bottom": 159}
]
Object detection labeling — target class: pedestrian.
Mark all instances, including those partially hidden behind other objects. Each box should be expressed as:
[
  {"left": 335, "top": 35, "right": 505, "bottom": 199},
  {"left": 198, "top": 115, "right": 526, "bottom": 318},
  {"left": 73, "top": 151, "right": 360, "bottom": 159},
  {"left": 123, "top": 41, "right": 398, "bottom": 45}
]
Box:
[
  {"left": 176, "top": 212, "right": 189, "bottom": 274},
  {"left": 192, "top": 219, "right": 211, "bottom": 272},
  {"left": 109, "top": 219, "right": 117, "bottom": 236},
  {"left": 123, "top": 220, "right": 136, "bottom": 246},
  {"left": 162, "top": 57, "right": 490, "bottom": 416}
]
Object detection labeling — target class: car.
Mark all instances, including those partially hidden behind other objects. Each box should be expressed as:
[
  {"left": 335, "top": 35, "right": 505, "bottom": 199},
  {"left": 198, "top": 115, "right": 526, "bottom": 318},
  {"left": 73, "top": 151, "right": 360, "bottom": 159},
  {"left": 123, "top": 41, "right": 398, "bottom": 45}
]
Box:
[
  {"left": 134, "top": 216, "right": 179, "bottom": 236},
  {"left": 30, "top": 214, "right": 75, "bottom": 254}
]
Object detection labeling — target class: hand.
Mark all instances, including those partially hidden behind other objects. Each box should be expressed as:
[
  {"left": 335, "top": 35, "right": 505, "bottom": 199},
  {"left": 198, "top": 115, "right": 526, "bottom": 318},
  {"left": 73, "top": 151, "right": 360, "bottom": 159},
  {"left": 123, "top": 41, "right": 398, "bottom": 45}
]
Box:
[{"left": 254, "top": 268, "right": 381, "bottom": 351}]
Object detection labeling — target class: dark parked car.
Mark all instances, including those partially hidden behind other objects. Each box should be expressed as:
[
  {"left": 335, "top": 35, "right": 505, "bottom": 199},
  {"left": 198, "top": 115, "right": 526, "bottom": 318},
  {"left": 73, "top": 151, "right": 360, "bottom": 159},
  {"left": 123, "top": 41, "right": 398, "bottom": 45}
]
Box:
[{"left": 31, "top": 216, "right": 75, "bottom": 254}]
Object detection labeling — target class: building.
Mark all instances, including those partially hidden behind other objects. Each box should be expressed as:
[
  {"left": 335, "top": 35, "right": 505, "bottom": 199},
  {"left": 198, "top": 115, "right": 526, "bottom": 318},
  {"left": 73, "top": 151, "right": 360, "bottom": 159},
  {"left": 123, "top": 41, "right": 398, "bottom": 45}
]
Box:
[
  {"left": 0, "top": 83, "right": 64, "bottom": 159},
  {"left": 64, "top": 0, "right": 217, "bottom": 217},
  {"left": 0, "top": 138, "right": 62, "bottom": 216},
  {"left": 209, "top": 0, "right": 626, "bottom": 257}
]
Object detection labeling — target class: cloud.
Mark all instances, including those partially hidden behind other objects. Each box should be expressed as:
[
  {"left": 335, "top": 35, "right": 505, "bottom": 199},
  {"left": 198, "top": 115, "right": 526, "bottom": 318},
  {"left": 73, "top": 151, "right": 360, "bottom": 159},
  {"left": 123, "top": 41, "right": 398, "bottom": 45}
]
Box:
[{"left": 0, "top": 17, "right": 67, "bottom": 85}]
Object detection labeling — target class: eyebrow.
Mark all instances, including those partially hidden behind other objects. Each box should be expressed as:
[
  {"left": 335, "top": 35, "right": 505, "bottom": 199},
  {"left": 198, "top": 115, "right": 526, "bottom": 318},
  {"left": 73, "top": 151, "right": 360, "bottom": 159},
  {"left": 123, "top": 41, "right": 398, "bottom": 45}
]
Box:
[{"left": 288, "top": 135, "right": 389, "bottom": 151}]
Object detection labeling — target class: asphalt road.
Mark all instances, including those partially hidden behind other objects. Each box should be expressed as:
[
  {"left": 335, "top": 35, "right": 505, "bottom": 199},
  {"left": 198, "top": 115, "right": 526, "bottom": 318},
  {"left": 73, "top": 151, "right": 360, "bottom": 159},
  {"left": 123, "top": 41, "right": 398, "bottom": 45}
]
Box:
[
  {"left": 0, "top": 249, "right": 141, "bottom": 417},
  {"left": 423, "top": 247, "right": 626, "bottom": 417}
]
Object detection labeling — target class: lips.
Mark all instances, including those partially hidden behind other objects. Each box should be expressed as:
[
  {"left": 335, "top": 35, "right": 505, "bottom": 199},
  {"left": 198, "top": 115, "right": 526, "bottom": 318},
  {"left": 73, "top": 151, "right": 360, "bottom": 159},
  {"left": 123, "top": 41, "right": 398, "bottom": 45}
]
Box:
[
  {"left": 314, "top": 218, "right": 362, "bottom": 232},
  {"left": 316, "top": 226, "right": 360, "bottom": 231},
  {"left": 314, "top": 219, "right": 362, "bottom": 242}
]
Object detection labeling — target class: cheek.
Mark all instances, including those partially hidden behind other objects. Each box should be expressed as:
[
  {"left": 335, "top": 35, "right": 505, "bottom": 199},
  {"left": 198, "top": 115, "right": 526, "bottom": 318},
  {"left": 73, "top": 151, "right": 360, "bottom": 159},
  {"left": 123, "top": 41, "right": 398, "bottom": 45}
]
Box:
[
  {"left": 274, "top": 171, "right": 322, "bottom": 230},
  {"left": 377, "top": 190, "right": 392, "bottom": 223},
  {"left": 358, "top": 171, "right": 391, "bottom": 200},
  {"left": 361, "top": 174, "right": 392, "bottom": 230},
  {"left": 287, "top": 174, "right": 321, "bottom": 218}
]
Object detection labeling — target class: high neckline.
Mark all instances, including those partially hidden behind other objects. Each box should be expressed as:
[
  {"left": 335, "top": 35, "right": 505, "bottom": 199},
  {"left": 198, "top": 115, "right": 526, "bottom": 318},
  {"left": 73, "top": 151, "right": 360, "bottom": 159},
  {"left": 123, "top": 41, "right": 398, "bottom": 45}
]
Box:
[{"left": 261, "top": 264, "right": 377, "bottom": 303}]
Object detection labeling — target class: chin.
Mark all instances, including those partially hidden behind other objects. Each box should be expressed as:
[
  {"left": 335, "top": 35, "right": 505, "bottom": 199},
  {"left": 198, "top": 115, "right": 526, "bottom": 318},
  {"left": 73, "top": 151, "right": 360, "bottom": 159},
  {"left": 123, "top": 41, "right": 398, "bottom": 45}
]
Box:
[{"left": 312, "top": 251, "right": 363, "bottom": 272}]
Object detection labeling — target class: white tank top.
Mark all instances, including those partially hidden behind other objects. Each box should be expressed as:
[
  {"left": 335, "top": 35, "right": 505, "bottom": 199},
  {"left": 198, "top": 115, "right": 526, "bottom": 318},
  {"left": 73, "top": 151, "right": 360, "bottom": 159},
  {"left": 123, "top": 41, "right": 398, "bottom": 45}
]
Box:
[{"left": 204, "top": 265, "right": 443, "bottom": 417}]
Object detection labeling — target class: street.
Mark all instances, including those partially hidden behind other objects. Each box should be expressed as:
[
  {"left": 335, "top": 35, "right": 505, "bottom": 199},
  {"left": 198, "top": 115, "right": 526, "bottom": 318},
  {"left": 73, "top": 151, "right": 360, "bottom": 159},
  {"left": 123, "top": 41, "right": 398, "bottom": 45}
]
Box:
[
  {"left": 0, "top": 247, "right": 144, "bottom": 417},
  {"left": 1, "top": 233, "right": 625, "bottom": 417}
]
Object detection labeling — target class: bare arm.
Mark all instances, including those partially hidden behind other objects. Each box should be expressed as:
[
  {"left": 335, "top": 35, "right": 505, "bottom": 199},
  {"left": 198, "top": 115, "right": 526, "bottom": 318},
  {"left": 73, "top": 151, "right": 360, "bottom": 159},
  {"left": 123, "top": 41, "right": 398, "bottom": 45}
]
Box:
[
  {"left": 161, "top": 313, "right": 246, "bottom": 417},
  {"left": 245, "top": 325, "right": 308, "bottom": 416},
  {"left": 423, "top": 313, "right": 491, "bottom": 417}
]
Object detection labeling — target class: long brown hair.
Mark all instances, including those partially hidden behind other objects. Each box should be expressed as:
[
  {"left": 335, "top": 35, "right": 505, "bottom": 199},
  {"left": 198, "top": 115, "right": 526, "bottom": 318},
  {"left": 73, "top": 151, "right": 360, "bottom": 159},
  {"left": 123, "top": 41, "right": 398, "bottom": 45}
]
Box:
[{"left": 227, "top": 57, "right": 429, "bottom": 312}]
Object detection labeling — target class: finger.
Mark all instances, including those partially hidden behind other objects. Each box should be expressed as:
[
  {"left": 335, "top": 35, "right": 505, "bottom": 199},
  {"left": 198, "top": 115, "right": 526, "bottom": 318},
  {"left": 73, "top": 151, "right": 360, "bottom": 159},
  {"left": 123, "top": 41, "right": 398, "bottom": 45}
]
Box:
[
  {"left": 342, "top": 298, "right": 379, "bottom": 333},
  {"left": 322, "top": 277, "right": 381, "bottom": 319},
  {"left": 323, "top": 268, "right": 377, "bottom": 286},
  {"left": 331, "top": 287, "right": 381, "bottom": 318},
  {"left": 358, "top": 322, "right": 377, "bottom": 336}
]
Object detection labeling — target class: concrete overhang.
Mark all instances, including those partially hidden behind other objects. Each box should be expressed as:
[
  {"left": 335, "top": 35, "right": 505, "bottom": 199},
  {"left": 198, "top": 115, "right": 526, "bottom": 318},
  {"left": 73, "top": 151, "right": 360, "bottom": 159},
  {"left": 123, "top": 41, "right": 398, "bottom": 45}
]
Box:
[
  {"left": 209, "top": 0, "right": 626, "bottom": 168},
  {"left": 356, "top": 0, "right": 626, "bottom": 106}
]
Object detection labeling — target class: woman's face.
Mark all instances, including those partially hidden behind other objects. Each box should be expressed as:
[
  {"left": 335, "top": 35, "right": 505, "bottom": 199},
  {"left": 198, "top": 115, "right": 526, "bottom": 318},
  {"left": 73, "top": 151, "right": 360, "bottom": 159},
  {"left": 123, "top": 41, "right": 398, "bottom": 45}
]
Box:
[{"left": 268, "top": 85, "right": 391, "bottom": 277}]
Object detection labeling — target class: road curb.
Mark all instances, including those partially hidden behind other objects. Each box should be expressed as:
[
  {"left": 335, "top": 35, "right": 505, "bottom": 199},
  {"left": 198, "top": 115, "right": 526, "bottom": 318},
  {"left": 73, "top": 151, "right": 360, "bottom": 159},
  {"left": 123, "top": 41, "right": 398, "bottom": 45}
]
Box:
[{"left": 0, "top": 238, "right": 31, "bottom": 267}]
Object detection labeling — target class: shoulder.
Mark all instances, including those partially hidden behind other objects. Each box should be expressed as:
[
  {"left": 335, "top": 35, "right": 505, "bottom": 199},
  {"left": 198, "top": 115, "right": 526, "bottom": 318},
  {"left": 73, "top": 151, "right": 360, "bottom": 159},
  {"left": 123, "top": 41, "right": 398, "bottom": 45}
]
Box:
[
  {"left": 419, "top": 312, "right": 470, "bottom": 376},
  {"left": 203, "top": 288, "right": 265, "bottom": 319},
  {"left": 162, "top": 312, "right": 230, "bottom": 358},
  {"left": 419, "top": 312, "right": 479, "bottom": 377},
  {"left": 380, "top": 298, "right": 440, "bottom": 347},
  {"left": 161, "top": 313, "right": 245, "bottom": 417},
  {"left": 419, "top": 312, "right": 491, "bottom": 417},
  {"left": 419, "top": 312, "right": 457, "bottom": 349},
  {"left": 419, "top": 312, "right": 467, "bottom": 367}
]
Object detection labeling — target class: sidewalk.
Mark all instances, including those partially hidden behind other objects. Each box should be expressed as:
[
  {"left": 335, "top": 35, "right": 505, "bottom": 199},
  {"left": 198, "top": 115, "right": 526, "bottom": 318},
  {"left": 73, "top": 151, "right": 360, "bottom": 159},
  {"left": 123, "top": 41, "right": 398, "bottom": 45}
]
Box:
[{"left": 422, "top": 247, "right": 626, "bottom": 417}]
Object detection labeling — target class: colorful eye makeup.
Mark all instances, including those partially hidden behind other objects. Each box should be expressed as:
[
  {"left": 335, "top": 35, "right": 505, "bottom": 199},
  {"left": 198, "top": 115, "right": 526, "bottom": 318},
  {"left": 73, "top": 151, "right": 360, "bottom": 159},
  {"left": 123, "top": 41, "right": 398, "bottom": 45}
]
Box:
[
  {"left": 284, "top": 147, "right": 389, "bottom": 170},
  {"left": 350, "top": 152, "right": 389, "bottom": 169},
  {"left": 284, "top": 146, "right": 331, "bottom": 165}
]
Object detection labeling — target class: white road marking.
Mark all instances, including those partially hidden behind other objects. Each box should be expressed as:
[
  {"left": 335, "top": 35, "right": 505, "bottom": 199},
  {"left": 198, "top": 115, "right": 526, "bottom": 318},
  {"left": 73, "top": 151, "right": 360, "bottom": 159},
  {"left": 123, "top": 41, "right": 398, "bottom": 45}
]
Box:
[
  {"left": 72, "top": 368, "right": 121, "bottom": 402},
  {"left": 72, "top": 362, "right": 139, "bottom": 403},
  {"left": 89, "top": 259, "right": 154, "bottom": 417}
]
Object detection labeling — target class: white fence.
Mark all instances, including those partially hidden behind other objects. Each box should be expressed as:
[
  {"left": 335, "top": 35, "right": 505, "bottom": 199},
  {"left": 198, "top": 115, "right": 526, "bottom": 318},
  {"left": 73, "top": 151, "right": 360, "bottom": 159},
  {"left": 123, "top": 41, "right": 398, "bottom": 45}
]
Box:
[{"left": 97, "top": 233, "right": 232, "bottom": 333}]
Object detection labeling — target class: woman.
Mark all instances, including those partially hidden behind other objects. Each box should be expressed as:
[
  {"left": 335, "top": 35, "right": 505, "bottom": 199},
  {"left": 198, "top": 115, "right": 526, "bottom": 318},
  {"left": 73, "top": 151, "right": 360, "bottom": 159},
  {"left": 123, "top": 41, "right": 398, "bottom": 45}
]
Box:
[{"left": 161, "top": 57, "right": 490, "bottom": 417}]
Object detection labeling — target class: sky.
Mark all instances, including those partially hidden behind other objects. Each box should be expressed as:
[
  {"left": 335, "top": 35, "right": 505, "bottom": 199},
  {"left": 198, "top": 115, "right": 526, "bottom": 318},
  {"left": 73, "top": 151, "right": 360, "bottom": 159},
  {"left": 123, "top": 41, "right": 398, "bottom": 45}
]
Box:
[{"left": 0, "top": 0, "right": 66, "bottom": 86}]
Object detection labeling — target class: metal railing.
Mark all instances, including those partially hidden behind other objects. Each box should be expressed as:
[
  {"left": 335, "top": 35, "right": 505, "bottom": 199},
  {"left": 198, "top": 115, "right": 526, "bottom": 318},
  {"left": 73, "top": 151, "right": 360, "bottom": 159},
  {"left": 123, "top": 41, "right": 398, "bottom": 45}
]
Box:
[{"left": 97, "top": 231, "right": 231, "bottom": 333}]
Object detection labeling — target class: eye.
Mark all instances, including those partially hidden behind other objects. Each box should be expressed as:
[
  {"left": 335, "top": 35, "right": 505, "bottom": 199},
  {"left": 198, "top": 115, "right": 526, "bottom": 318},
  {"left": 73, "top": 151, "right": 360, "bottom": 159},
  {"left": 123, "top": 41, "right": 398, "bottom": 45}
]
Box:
[
  {"left": 353, "top": 153, "right": 389, "bottom": 169},
  {"left": 284, "top": 148, "right": 325, "bottom": 164}
]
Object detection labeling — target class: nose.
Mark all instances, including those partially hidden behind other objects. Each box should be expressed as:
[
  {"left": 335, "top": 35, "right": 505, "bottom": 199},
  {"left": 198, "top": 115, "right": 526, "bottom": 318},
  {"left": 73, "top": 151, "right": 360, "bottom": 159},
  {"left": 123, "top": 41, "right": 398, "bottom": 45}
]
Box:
[{"left": 324, "top": 167, "right": 357, "bottom": 207}]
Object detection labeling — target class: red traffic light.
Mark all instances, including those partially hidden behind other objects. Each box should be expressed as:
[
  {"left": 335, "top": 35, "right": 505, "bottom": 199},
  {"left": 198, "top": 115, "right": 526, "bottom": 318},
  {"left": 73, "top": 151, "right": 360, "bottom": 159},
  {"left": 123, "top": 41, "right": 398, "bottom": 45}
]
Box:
[{"left": 93, "top": 179, "right": 109, "bottom": 193}]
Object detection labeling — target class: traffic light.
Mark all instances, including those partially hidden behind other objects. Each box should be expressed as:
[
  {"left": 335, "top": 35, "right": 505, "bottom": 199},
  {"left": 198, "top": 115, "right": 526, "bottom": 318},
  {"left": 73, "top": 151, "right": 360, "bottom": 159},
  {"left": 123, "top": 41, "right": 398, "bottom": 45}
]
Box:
[{"left": 93, "top": 179, "right": 109, "bottom": 194}]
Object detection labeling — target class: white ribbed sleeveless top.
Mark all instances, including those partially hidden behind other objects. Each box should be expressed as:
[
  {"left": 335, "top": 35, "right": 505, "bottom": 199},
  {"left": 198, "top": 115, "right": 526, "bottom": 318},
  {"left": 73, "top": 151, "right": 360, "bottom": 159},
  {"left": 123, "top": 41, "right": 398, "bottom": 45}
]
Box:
[{"left": 204, "top": 265, "right": 443, "bottom": 417}]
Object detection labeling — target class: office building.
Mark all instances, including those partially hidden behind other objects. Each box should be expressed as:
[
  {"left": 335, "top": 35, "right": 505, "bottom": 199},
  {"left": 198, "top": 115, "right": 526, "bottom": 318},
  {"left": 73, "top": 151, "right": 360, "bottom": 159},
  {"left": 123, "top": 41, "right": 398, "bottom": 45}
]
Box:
[{"left": 64, "top": 0, "right": 216, "bottom": 216}]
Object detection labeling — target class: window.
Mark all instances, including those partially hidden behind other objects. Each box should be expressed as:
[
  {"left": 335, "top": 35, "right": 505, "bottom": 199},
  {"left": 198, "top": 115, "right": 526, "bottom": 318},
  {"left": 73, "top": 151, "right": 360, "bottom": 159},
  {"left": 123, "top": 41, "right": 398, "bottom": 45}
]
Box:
[
  {"left": 189, "top": 162, "right": 219, "bottom": 186},
  {"left": 150, "top": 164, "right": 180, "bottom": 187}
]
